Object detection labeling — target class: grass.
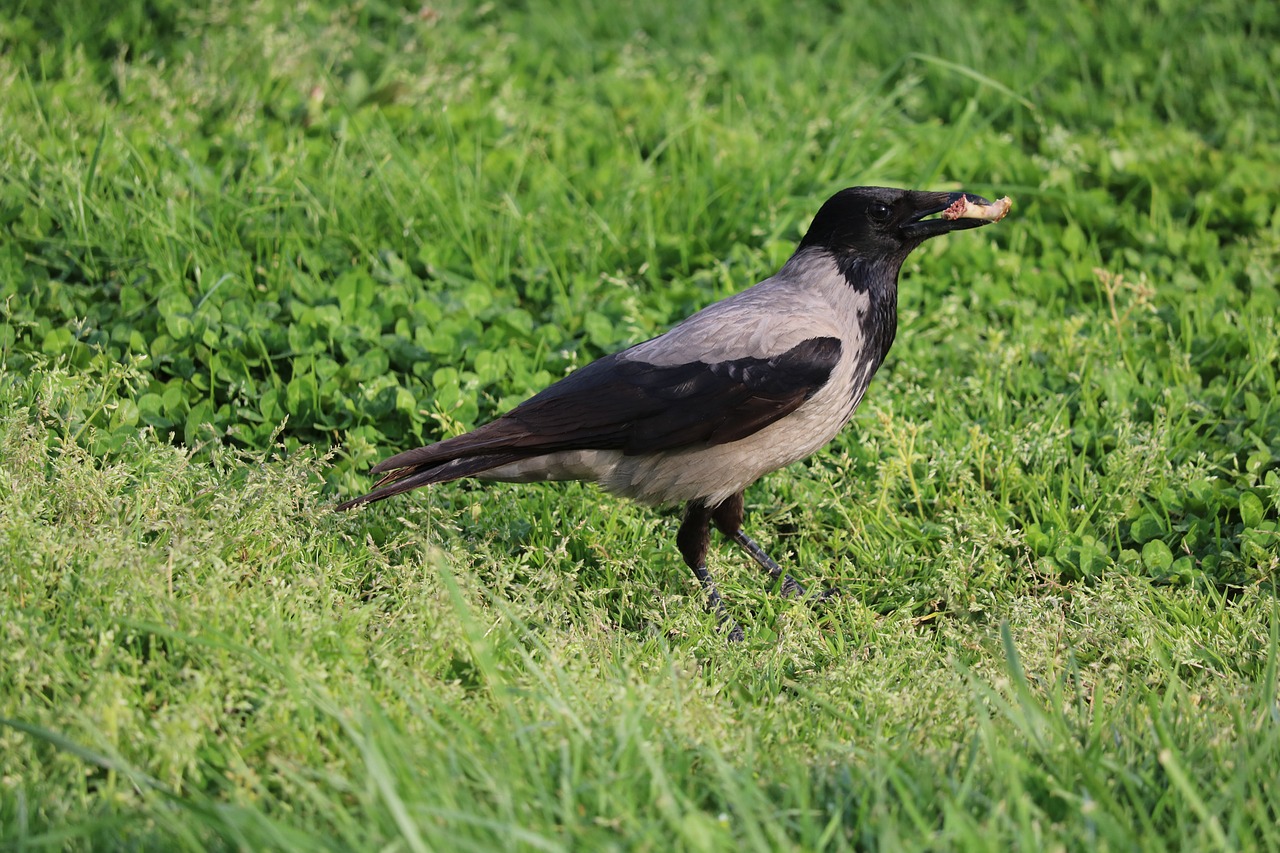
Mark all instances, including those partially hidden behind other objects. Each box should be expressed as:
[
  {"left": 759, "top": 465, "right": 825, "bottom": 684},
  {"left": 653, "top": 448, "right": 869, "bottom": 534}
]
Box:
[{"left": 2, "top": 0, "right": 1279, "bottom": 848}]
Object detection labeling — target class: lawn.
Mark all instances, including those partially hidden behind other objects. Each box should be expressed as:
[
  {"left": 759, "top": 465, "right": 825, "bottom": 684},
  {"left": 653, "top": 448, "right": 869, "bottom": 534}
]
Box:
[{"left": 2, "top": 0, "right": 1278, "bottom": 849}]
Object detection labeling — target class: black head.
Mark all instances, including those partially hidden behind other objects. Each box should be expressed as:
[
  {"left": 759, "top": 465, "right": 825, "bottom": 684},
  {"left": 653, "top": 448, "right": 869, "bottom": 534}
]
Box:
[{"left": 798, "top": 186, "right": 998, "bottom": 263}]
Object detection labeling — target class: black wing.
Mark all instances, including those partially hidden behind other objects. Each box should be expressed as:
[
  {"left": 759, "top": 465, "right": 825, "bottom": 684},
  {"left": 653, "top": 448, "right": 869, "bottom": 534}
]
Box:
[{"left": 371, "top": 337, "right": 841, "bottom": 474}]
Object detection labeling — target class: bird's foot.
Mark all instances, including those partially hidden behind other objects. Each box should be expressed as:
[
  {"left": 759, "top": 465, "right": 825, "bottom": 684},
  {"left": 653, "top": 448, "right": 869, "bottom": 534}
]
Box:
[
  {"left": 780, "top": 574, "right": 838, "bottom": 608},
  {"left": 709, "top": 594, "right": 745, "bottom": 643},
  {"left": 779, "top": 573, "right": 806, "bottom": 598},
  {"left": 692, "top": 563, "right": 746, "bottom": 643},
  {"left": 732, "top": 530, "right": 825, "bottom": 605},
  {"left": 810, "top": 584, "right": 839, "bottom": 604}
]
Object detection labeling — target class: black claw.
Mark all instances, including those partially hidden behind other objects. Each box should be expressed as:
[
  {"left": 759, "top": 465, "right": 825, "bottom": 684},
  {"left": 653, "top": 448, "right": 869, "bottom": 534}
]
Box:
[
  {"left": 688, "top": 496, "right": 835, "bottom": 641},
  {"left": 710, "top": 598, "right": 744, "bottom": 642},
  {"left": 780, "top": 574, "right": 806, "bottom": 598}
]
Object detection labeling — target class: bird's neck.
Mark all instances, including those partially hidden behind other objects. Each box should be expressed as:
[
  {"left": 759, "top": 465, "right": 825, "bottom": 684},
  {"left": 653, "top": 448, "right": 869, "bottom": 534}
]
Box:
[
  {"left": 867, "top": 281, "right": 898, "bottom": 367},
  {"left": 834, "top": 254, "right": 900, "bottom": 367}
]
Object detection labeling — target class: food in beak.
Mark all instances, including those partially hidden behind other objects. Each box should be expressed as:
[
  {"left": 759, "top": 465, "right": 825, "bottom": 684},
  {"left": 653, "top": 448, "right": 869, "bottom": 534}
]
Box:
[{"left": 941, "top": 195, "right": 1012, "bottom": 223}]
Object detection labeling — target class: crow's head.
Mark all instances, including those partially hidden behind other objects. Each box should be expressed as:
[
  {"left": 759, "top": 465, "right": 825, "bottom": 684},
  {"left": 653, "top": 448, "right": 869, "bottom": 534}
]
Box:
[{"left": 798, "top": 186, "right": 1003, "bottom": 264}]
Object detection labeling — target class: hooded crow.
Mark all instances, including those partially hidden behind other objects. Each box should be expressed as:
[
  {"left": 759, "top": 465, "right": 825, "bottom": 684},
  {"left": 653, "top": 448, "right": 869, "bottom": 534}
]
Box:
[{"left": 338, "top": 187, "right": 1010, "bottom": 639}]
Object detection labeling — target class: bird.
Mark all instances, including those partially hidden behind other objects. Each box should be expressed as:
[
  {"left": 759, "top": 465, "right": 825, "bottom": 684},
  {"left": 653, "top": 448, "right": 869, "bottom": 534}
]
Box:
[{"left": 337, "top": 186, "right": 1010, "bottom": 639}]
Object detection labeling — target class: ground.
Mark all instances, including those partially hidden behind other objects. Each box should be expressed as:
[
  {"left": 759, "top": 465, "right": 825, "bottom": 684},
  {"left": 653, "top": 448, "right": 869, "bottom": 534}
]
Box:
[{"left": 1, "top": 0, "right": 1278, "bottom": 849}]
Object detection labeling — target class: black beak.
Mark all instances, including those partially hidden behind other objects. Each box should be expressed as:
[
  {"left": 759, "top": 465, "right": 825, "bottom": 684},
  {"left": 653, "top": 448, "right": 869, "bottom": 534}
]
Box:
[{"left": 900, "top": 191, "right": 998, "bottom": 239}]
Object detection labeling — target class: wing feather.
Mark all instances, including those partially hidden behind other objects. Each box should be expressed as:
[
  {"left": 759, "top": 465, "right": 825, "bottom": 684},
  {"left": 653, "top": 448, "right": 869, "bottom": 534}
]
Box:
[{"left": 368, "top": 336, "right": 842, "bottom": 476}]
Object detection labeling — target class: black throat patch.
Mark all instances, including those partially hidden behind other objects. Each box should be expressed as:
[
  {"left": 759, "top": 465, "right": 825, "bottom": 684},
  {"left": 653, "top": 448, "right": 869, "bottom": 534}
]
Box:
[{"left": 842, "top": 255, "right": 900, "bottom": 404}]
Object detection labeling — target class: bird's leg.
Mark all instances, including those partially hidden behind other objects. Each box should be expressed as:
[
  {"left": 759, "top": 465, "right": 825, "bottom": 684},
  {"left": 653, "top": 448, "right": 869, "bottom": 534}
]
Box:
[
  {"left": 711, "top": 492, "right": 806, "bottom": 598},
  {"left": 677, "top": 501, "right": 745, "bottom": 642}
]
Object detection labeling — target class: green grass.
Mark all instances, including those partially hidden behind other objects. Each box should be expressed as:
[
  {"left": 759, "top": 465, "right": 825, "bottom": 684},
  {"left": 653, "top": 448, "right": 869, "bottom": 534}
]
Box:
[{"left": 2, "top": 0, "right": 1279, "bottom": 849}]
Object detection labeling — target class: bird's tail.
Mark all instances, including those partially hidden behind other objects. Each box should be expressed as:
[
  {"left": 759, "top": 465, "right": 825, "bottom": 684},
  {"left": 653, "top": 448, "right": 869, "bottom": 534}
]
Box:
[{"left": 334, "top": 451, "right": 525, "bottom": 511}]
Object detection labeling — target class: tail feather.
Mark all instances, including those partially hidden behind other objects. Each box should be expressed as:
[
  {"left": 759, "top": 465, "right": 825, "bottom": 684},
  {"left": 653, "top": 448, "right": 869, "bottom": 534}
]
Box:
[
  {"left": 335, "top": 451, "right": 525, "bottom": 511},
  {"left": 369, "top": 421, "right": 515, "bottom": 475}
]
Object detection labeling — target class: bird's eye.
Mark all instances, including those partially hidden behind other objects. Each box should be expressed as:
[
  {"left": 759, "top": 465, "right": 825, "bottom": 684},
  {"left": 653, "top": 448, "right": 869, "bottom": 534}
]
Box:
[{"left": 868, "top": 202, "right": 892, "bottom": 224}]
